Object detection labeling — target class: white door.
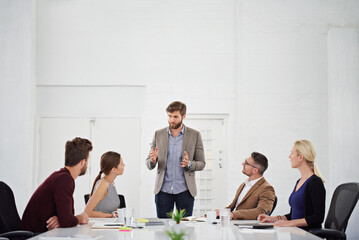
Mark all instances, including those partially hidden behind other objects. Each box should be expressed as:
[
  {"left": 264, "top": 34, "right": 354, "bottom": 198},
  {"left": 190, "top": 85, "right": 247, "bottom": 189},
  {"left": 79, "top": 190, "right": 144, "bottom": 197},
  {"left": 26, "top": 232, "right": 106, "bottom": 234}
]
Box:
[
  {"left": 37, "top": 117, "right": 140, "bottom": 215},
  {"left": 185, "top": 116, "right": 227, "bottom": 216},
  {"left": 37, "top": 118, "right": 91, "bottom": 215},
  {"left": 90, "top": 118, "right": 141, "bottom": 216}
]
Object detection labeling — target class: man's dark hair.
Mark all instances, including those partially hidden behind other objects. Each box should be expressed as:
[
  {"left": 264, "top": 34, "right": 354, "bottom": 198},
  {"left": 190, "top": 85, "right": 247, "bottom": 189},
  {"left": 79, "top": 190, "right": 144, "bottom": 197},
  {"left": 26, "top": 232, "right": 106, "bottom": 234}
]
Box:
[
  {"left": 166, "top": 101, "right": 186, "bottom": 115},
  {"left": 251, "top": 152, "right": 268, "bottom": 175},
  {"left": 65, "top": 137, "right": 93, "bottom": 166}
]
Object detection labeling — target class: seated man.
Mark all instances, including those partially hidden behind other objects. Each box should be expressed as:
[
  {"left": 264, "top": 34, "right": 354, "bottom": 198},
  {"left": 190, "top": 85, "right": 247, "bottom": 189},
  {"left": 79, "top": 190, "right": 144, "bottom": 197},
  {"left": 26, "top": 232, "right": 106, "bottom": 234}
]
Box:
[
  {"left": 21, "top": 137, "right": 93, "bottom": 232},
  {"left": 217, "top": 152, "right": 275, "bottom": 220}
]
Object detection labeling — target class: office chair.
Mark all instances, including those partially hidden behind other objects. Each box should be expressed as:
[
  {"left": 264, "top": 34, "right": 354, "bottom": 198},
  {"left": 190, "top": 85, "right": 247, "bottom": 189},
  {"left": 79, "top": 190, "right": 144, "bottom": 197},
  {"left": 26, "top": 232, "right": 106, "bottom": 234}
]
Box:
[
  {"left": 269, "top": 196, "right": 278, "bottom": 216},
  {"left": 84, "top": 194, "right": 126, "bottom": 209},
  {"left": 0, "top": 181, "right": 34, "bottom": 240},
  {"left": 310, "top": 182, "right": 359, "bottom": 240}
]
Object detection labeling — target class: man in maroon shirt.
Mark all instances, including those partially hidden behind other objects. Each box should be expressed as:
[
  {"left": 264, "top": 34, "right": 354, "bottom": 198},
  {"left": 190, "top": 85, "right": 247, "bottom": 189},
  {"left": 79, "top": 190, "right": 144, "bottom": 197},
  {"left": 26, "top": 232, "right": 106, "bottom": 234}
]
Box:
[{"left": 21, "top": 137, "right": 93, "bottom": 232}]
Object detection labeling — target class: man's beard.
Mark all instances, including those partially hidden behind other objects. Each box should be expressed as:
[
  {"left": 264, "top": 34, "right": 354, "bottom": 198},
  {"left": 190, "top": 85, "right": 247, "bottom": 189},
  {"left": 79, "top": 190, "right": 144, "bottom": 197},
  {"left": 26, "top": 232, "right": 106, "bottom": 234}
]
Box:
[
  {"left": 79, "top": 165, "right": 87, "bottom": 176},
  {"left": 169, "top": 120, "right": 182, "bottom": 129}
]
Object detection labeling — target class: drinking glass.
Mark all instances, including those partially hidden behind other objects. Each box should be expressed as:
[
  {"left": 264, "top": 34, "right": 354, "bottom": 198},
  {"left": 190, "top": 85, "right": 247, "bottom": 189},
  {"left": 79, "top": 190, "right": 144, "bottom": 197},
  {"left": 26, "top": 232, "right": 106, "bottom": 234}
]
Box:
[
  {"left": 124, "top": 208, "right": 134, "bottom": 227},
  {"left": 220, "top": 209, "right": 230, "bottom": 228}
]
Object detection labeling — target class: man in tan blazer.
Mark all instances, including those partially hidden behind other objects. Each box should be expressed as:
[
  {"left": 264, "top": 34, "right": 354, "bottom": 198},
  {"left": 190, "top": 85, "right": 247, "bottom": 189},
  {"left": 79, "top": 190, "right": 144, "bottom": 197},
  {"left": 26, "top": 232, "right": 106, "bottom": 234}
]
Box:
[
  {"left": 146, "top": 101, "right": 205, "bottom": 218},
  {"left": 217, "top": 152, "right": 275, "bottom": 220}
]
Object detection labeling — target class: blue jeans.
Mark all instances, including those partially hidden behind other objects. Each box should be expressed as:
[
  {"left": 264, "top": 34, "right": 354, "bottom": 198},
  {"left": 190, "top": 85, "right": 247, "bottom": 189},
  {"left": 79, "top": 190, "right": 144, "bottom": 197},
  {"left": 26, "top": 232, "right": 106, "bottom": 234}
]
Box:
[{"left": 155, "top": 190, "right": 194, "bottom": 218}]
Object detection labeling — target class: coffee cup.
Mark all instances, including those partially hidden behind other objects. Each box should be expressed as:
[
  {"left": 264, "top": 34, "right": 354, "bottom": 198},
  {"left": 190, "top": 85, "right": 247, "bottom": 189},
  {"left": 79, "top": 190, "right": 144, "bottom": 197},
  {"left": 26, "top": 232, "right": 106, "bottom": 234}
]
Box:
[
  {"left": 114, "top": 208, "right": 125, "bottom": 223},
  {"left": 206, "top": 210, "right": 216, "bottom": 224}
]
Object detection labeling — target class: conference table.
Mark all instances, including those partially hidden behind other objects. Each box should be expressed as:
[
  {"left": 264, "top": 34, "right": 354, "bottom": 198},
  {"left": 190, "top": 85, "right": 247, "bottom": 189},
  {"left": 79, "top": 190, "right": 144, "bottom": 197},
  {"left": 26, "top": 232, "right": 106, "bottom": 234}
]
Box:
[{"left": 29, "top": 218, "right": 322, "bottom": 240}]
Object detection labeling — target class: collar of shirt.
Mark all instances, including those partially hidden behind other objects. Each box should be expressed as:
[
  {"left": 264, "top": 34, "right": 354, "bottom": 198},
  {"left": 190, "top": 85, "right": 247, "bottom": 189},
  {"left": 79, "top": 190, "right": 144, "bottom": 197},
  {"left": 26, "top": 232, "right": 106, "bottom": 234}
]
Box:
[
  {"left": 244, "top": 176, "right": 263, "bottom": 188},
  {"left": 167, "top": 125, "right": 185, "bottom": 136}
]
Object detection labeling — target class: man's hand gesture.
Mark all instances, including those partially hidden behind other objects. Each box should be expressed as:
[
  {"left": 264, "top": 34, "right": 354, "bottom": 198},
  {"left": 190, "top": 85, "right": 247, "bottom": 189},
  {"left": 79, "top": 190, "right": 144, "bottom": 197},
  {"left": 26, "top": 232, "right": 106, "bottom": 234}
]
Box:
[
  {"left": 150, "top": 146, "right": 159, "bottom": 165},
  {"left": 181, "top": 151, "right": 189, "bottom": 168}
]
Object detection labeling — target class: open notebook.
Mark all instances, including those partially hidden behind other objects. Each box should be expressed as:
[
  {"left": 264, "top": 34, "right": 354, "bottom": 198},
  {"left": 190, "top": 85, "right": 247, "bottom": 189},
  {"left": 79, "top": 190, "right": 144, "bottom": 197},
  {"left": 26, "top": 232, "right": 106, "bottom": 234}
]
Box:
[
  {"left": 137, "top": 218, "right": 165, "bottom": 226},
  {"left": 181, "top": 216, "right": 206, "bottom": 222},
  {"left": 90, "top": 218, "right": 124, "bottom": 229}
]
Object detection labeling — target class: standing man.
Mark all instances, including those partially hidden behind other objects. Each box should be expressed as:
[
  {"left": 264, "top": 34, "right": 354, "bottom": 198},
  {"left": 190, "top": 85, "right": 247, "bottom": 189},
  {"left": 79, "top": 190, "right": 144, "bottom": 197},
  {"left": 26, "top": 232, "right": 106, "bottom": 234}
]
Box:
[
  {"left": 146, "top": 101, "right": 205, "bottom": 218},
  {"left": 21, "top": 137, "right": 93, "bottom": 232},
  {"left": 216, "top": 152, "right": 275, "bottom": 220}
]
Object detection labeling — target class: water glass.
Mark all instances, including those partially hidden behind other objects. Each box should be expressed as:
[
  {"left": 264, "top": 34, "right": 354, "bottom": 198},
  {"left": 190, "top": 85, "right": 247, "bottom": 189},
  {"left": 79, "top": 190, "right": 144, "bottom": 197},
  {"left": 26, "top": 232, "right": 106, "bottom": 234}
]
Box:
[
  {"left": 124, "top": 208, "right": 134, "bottom": 227},
  {"left": 220, "top": 209, "right": 230, "bottom": 228}
]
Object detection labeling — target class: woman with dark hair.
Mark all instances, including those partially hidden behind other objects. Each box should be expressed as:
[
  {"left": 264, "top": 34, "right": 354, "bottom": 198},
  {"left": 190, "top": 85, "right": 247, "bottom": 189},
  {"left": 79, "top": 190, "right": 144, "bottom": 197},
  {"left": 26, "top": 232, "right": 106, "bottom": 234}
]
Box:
[{"left": 84, "top": 151, "right": 125, "bottom": 217}]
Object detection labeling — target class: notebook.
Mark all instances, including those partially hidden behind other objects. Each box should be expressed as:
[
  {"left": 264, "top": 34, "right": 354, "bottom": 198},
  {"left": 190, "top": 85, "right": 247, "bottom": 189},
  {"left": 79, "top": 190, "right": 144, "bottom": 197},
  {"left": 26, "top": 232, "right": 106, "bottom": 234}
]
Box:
[{"left": 135, "top": 218, "right": 165, "bottom": 226}]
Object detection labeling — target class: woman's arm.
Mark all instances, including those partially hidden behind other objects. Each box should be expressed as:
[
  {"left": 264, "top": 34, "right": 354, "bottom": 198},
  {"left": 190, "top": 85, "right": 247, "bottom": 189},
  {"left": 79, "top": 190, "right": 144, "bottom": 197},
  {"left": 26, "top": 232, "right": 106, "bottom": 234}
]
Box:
[
  {"left": 275, "top": 177, "right": 325, "bottom": 228},
  {"left": 259, "top": 214, "right": 307, "bottom": 227},
  {"left": 84, "top": 180, "right": 113, "bottom": 218},
  {"left": 274, "top": 217, "right": 307, "bottom": 227},
  {"left": 305, "top": 177, "right": 326, "bottom": 227},
  {"left": 258, "top": 214, "right": 288, "bottom": 223}
]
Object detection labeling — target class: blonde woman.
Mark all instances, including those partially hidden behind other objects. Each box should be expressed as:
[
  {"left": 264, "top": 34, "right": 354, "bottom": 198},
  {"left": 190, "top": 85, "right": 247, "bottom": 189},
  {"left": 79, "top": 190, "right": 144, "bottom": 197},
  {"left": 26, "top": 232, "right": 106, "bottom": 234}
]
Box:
[
  {"left": 84, "top": 151, "right": 125, "bottom": 217},
  {"left": 258, "top": 140, "right": 325, "bottom": 230}
]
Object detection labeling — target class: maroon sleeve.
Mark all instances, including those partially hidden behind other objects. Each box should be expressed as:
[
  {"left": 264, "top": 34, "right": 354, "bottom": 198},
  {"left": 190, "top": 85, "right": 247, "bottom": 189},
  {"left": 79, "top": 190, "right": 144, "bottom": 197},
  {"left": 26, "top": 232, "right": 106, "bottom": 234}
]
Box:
[{"left": 53, "top": 174, "right": 79, "bottom": 227}]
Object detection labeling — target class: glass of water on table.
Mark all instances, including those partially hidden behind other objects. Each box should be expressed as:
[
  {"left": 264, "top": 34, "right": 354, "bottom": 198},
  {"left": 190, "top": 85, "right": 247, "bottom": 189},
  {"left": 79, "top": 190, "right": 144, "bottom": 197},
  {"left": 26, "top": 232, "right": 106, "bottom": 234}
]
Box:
[{"left": 220, "top": 209, "right": 230, "bottom": 228}]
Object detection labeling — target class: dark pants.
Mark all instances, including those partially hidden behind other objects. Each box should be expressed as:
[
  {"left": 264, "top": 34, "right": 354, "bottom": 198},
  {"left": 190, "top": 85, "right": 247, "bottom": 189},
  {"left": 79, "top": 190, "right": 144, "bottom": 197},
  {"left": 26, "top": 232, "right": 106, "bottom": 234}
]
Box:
[{"left": 155, "top": 190, "right": 194, "bottom": 218}]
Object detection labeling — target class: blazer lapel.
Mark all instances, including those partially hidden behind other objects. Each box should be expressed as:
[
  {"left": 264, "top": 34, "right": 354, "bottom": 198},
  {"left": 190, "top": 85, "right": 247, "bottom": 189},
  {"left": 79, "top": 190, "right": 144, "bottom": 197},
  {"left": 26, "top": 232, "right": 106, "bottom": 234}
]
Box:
[
  {"left": 182, "top": 125, "right": 190, "bottom": 157},
  {"left": 239, "top": 177, "right": 265, "bottom": 205},
  {"left": 232, "top": 183, "right": 245, "bottom": 210},
  {"left": 163, "top": 129, "right": 169, "bottom": 165}
]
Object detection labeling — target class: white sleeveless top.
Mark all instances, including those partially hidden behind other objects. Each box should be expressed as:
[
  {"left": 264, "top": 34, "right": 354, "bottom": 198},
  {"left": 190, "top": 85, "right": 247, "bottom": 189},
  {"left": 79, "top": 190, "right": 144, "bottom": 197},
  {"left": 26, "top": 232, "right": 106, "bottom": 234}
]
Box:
[{"left": 93, "top": 178, "right": 120, "bottom": 213}]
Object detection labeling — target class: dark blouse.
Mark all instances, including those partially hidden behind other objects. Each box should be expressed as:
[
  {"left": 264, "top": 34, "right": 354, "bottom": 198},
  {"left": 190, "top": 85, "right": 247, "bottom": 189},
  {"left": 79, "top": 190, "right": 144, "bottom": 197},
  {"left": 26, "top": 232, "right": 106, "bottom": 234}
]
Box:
[
  {"left": 289, "top": 175, "right": 313, "bottom": 220},
  {"left": 285, "top": 174, "right": 326, "bottom": 230}
]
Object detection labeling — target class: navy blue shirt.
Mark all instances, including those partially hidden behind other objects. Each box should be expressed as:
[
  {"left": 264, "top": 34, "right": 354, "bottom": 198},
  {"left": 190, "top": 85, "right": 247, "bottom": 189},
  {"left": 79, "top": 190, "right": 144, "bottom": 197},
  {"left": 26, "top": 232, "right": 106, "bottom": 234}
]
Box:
[{"left": 289, "top": 175, "right": 314, "bottom": 220}]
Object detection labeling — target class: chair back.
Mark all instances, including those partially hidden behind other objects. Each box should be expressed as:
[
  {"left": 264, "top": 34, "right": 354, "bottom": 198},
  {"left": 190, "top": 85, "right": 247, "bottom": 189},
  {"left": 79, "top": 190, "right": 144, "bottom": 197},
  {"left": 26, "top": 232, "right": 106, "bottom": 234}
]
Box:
[
  {"left": 269, "top": 196, "right": 278, "bottom": 215},
  {"left": 325, "top": 182, "right": 359, "bottom": 233},
  {"left": 0, "top": 182, "right": 21, "bottom": 234},
  {"left": 84, "top": 194, "right": 90, "bottom": 204},
  {"left": 84, "top": 194, "right": 126, "bottom": 209},
  {"left": 118, "top": 194, "right": 126, "bottom": 209}
]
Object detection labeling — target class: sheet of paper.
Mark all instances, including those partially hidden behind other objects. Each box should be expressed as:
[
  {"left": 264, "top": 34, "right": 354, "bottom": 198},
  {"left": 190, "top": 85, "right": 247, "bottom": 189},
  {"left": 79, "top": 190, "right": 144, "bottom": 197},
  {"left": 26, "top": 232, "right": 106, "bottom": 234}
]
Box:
[{"left": 91, "top": 222, "right": 124, "bottom": 229}]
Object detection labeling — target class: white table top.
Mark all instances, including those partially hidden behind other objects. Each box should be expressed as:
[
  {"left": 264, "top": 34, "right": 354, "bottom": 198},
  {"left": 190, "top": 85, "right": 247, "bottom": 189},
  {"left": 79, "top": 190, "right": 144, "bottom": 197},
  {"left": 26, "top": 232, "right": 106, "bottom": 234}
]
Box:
[{"left": 29, "top": 218, "right": 322, "bottom": 240}]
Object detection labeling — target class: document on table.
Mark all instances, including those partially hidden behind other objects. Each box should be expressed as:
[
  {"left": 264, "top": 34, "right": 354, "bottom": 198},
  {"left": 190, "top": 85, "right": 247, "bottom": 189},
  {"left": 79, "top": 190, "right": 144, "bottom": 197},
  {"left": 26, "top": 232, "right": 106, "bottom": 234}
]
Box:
[
  {"left": 91, "top": 221, "right": 124, "bottom": 229},
  {"left": 181, "top": 216, "right": 206, "bottom": 222}
]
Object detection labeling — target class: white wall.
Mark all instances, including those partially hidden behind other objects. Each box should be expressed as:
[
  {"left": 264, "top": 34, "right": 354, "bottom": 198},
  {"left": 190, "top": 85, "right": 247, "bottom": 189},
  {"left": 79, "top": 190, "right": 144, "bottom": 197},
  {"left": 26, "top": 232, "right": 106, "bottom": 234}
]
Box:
[
  {"left": 235, "top": 0, "right": 331, "bottom": 215},
  {"left": 0, "top": 0, "right": 36, "bottom": 214},
  {"left": 35, "top": 0, "right": 237, "bottom": 218},
  {"left": 328, "top": 28, "right": 359, "bottom": 240},
  {"left": 1, "top": 0, "right": 359, "bottom": 239},
  {"left": 232, "top": 2, "right": 359, "bottom": 239}
]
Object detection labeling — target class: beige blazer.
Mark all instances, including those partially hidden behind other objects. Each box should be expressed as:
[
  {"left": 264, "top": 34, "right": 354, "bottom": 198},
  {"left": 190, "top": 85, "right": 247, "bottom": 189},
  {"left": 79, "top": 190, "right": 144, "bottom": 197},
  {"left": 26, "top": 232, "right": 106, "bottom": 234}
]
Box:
[
  {"left": 227, "top": 177, "right": 275, "bottom": 220},
  {"left": 146, "top": 126, "right": 205, "bottom": 197}
]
